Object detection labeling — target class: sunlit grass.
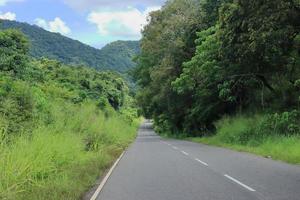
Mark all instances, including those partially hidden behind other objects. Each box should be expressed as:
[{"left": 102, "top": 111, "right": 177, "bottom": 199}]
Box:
[
  {"left": 189, "top": 115, "right": 300, "bottom": 165},
  {"left": 0, "top": 102, "right": 140, "bottom": 200}
]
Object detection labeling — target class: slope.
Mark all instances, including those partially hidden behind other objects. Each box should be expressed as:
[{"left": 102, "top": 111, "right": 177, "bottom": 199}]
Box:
[{"left": 0, "top": 20, "right": 140, "bottom": 73}]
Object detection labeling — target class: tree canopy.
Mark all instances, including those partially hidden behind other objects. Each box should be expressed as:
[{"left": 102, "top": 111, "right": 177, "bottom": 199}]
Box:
[{"left": 134, "top": 0, "right": 300, "bottom": 135}]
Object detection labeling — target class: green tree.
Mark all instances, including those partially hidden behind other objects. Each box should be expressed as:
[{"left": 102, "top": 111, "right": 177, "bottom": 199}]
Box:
[
  {"left": 134, "top": 0, "right": 300, "bottom": 136},
  {"left": 0, "top": 29, "right": 29, "bottom": 76},
  {"left": 134, "top": 0, "right": 206, "bottom": 133},
  {"left": 218, "top": 0, "right": 300, "bottom": 109}
]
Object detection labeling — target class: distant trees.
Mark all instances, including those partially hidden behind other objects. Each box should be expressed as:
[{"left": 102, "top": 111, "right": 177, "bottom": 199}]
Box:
[{"left": 134, "top": 0, "right": 300, "bottom": 135}]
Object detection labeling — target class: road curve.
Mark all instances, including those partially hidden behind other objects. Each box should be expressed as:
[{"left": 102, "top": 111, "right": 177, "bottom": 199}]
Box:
[{"left": 96, "top": 121, "right": 300, "bottom": 200}]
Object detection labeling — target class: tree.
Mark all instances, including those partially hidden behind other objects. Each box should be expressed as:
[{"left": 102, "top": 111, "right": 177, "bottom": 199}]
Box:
[
  {"left": 134, "top": 0, "right": 206, "bottom": 133},
  {"left": 218, "top": 0, "right": 300, "bottom": 109},
  {"left": 0, "top": 29, "right": 29, "bottom": 76},
  {"left": 134, "top": 0, "right": 300, "bottom": 136}
]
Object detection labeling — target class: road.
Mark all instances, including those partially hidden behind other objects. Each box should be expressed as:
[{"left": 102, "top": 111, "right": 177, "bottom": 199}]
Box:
[{"left": 96, "top": 121, "right": 300, "bottom": 200}]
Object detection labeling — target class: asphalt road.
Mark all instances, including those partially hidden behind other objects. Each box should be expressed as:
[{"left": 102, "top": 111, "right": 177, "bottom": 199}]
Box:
[{"left": 97, "top": 121, "right": 300, "bottom": 200}]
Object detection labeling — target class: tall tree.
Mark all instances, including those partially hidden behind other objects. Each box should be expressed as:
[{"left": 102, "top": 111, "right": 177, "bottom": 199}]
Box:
[{"left": 134, "top": 0, "right": 205, "bottom": 133}]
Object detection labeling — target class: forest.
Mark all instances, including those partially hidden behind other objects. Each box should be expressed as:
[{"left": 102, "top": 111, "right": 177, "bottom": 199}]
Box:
[
  {"left": 0, "top": 28, "right": 140, "bottom": 199},
  {"left": 133, "top": 0, "right": 300, "bottom": 163}
]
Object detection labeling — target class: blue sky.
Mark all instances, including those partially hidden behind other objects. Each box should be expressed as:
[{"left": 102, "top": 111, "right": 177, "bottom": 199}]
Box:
[{"left": 0, "top": 0, "right": 166, "bottom": 48}]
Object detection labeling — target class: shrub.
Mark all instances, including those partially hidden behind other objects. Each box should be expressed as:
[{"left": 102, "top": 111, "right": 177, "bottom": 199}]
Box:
[
  {"left": 259, "top": 110, "right": 300, "bottom": 136},
  {"left": 215, "top": 111, "right": 300, "bottom": 146},
  {"left": 0, "top": 78, "right": 37, "bottom": 134}
]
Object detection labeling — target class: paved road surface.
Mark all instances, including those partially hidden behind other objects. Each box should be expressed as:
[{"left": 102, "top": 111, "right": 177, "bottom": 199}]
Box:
[{"left": 97, "top": 121, "right": 300, "bottom": 200}]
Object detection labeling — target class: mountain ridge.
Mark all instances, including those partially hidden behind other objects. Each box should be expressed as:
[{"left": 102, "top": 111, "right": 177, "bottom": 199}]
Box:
[{"left": 0, "top": 20, "right": 140, "bottom": 73}]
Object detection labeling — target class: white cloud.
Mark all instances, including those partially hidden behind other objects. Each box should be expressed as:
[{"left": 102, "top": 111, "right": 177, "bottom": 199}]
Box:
[
  {"left": 34, "top": 17, "right": 71, "bottom": 35},
  {"left": 0, "top": 11, "right": 16, "bottom": 20},
  {"left": 64, "top": 0, "right": 165, "bottom": 11},
  {"left": 87, "top": 6, "right": 160, "bottom": 38},
  {"left": 0, "top": 0, "right": 24, "bottom": 6}
]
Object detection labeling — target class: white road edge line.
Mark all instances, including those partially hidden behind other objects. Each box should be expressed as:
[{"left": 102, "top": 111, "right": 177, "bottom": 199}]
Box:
[
  {"left": 90, "top": 152, "right": 125, "bottom": 200},
  {"left": 224, "top": 174, "right": 256, "bottom": 192},
  {"left": 172, "top": 146, "right": 178, "bottom": 150},
  {"left": 181, "top": 151, "right": 189, "bottom": 156},
  {"left": 195, "top": 158, "right": 208, "bottom": 166}
]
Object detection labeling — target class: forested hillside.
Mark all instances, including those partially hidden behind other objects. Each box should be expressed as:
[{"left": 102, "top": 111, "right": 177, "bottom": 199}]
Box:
[
  {"left": 0, "top": 20, "right": 140, "bottom": 73},
  {"left": 100, "top": 40, "right": 140, "bottom": 73},
  {"left": 134, "top": 0, "right": 300, "bottom": 163},
  {"left": 0, "top": 28, "right": 139, "bottom": 199}
]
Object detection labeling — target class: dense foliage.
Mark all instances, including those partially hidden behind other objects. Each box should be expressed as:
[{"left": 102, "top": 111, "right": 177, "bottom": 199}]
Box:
[
  {"left": 0, "top": 20, "right": 140, "bottom": 73},
  {"left": 134, "top": 0, "right": 300, "bottom": 136},
  {"left": 0, "top": 28, "right": 139, "bottom": 199}
]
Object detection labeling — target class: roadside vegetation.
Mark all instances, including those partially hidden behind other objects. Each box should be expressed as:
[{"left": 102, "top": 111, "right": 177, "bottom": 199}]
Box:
[
  {"left": 133, "top": 0, "right": 300, "bottom": 164},
  {"left": 191, "top": 113, "right": 300, "bottom": 164},
  {"left": 0, "top": 28, "right": 140, "bottom": 199}
]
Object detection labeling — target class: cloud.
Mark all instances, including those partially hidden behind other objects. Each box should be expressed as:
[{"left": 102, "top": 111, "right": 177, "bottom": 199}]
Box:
[
  {"left": 0, "top": 0, "right": 24, "bottom": 6},
  {"left": 87, "top": 6, "right": 160, "bottom": 38},
  {"left": 64, "top": 0, "right": 165, "bottom": 11},
  {"left": 35, "top": 17, "right": 71, "bottom": 35},
  {"left": 0, "top": 11, "right": 16, "bottom": 20}
]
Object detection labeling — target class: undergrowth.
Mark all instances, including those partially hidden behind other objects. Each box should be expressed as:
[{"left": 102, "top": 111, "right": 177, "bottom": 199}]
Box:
[{"left": 190, "top": 113, "right": 300, "bottom": 164}]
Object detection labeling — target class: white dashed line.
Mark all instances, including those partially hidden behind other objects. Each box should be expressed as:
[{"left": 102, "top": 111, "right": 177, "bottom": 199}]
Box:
[
  {"left": 195, "top": 158, "right": 208, "bottom": 166},
  {"left": 224, "top": 174, "right": 256, "bottom": 192},
  {"left": 172, "top": 146, "right": 178, "bottom": 150},
  {"left": 181, "top": 151, "right": 189, "bottom": 156}
]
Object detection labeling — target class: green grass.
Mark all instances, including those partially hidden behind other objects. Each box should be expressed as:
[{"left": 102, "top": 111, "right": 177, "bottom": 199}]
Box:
[
  {"left": 190, "top": 135, "right": 300, "bottom": 164},
  {"left": 0, "top": 102, "right": 140, "bottom": 200},
  {"left": 187, "top": 115, "right": 300, "bottom": 165}
]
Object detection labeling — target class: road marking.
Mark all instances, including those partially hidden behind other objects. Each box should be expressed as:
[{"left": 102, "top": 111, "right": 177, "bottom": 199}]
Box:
[
  {"left": 195, "top": 158, "right": 208, "bottom": 166},
  {"left": 181, "top": 151, "right": 189, "bottom": 156},
  {"left": 90, "top": 152, "right": 125, "bottom": 200},
  {"left": 172, "top": 146, "right": 178, "bottom": 150},
  {"left": 224, "top": 174, "right": 256, "bottom": 192}
]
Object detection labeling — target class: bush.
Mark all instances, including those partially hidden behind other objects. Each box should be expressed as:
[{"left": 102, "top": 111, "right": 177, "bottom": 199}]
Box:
[
  {"left": 0, "top": 77, "right": 37, "bottom": 134},
  {"left": 215, "top": 116, "right": 259, "bottom": 145},
  {"left": 259, "top": 110, "right": 300, "bottom": 136},
  {"left": 215, "top": 111, "right": 300, "bottom": 146}
]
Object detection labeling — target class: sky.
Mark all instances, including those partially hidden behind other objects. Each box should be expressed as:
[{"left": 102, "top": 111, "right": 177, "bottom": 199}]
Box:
[{"left": 0, "top": 0, "right": 166, "bottom": 48}]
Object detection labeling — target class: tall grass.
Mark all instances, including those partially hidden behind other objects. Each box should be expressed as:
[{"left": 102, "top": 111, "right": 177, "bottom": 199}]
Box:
[
  {"left": 190, "top": 114, "right": 300, "bottom": 165},
  {"left": 0, "top": 101, "right": 140, "bottom": 200}
]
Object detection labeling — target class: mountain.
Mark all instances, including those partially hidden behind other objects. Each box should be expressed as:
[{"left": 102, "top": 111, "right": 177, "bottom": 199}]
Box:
[
  {"left": 0, "top": 20, "right": 140, "bottom": 73},
  {"left": 100, "top": 40, "right": 140, "bottom": 73}
]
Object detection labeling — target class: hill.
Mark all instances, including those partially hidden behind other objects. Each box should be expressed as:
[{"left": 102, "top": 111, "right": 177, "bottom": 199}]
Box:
[{"left": 0, "top": 20, "right": 140, "bottom": 73}]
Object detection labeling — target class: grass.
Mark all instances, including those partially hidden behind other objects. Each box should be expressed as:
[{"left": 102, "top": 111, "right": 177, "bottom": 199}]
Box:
[
  {"left": 187, "top": 115, "right": 300, "bottom": 165},
  {"left": 190, "top": 135, "right": 300, "bottom": 164},
  {"left": 0, "top": 102, "right": 140, "bottom": 200}
]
